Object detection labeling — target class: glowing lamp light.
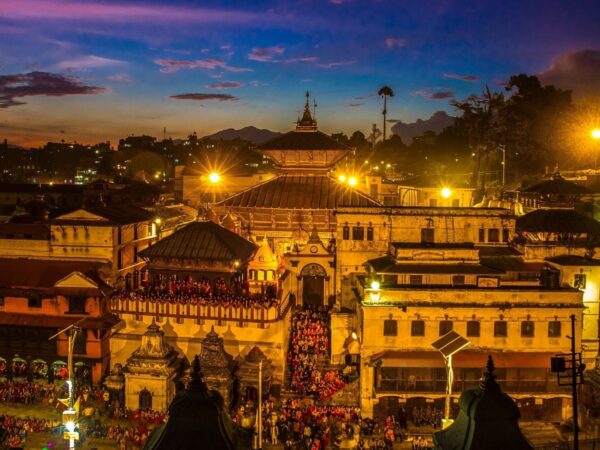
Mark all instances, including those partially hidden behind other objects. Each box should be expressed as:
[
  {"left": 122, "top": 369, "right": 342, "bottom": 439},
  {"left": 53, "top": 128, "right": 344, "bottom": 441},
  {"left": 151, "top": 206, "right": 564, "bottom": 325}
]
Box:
[
  {"left": 441, "top": 187, "right": 452, "bottom": 198},
  {"left": 154, "top": 218, "right": 162, "bottom": 225},
  {"left": 208, "top": 172, "right": 221, "bottom": 184},
  {"left": 370, "top": 280, "right": 380, "bottom": 290},
  {"left": 351, "top": 331, "right": 358, "bottom": 340},
  {"left": 338, "top": 174, "right": 347, "bottom": 183},
  {"left": 592, "top": 129, "right": 600, "bottom": 140},
  {"left": 348, "top": 177, "right": 357, "bottom": 186},
  {"left": 65, "top": 421, "right": 76, "bottom": 432}
]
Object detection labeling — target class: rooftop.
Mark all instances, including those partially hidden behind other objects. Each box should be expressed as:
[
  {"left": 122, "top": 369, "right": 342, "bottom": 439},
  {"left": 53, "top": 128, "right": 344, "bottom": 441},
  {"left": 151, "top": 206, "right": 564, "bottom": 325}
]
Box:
[
  {"left": 140, "top": 220, "right": 257, "bottom": 261},
  {"left": 367, "top": 256, "right": 503, "bottom": 275},
  {"left": 522, "top": 173, "right": 590, "bottom": 195},
  {"left": 516, "top": 209, "right": 600, "bottom": 234},
  {"left": 217, "top": 175, "right": 380, "bottom": 209},
  {"left": 546, "top": 255, "right": 600, "bottom": 266},
  {"left": 53, "top": 204, "right": 154, "bottom": 225}
]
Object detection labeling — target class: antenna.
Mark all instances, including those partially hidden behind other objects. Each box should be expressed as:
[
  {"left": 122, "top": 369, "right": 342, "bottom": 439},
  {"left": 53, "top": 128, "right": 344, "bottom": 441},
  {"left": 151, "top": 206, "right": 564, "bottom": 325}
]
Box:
[{"left": 313, "top": 99, "right": 317, "bottom": 121}]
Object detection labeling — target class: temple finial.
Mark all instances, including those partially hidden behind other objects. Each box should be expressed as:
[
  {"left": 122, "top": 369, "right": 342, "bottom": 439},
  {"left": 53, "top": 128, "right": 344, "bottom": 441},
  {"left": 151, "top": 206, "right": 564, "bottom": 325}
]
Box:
[
  {"left": 480, "top": 355, "right": 499, "bottom": 391},
  {"left": 188, "top": 355, "right": 208, "bottom": 392}
]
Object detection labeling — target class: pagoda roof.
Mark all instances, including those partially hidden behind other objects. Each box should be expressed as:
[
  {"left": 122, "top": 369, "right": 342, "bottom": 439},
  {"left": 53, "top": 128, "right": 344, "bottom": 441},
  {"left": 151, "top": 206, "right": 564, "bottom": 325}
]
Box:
[
  {"left": 522, "top": 174, "right": 590, "bottom": 195},
  {"left": 257, "top": 130, "right": 351, "bottom": 151},
  {"left": 140, "top": 221, "right": 257, "bottom": 261},
  {"left": 516, "top": 209, "right": 600, "bottom": 234},
  {"left": 217, "top": 175, "right": 381, "bottom": 209}
]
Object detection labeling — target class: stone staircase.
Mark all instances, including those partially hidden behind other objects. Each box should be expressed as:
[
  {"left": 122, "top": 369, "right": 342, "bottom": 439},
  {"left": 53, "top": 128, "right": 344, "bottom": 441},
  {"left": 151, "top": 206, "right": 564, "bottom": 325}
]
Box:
[{"left": 519, "top": 421, "right": 564, "bottom": 447}]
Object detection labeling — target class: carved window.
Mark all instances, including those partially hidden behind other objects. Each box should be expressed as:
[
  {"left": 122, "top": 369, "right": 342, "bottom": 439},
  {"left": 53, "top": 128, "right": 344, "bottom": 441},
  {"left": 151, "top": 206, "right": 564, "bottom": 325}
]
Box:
[
  {"left": 352, "top": 226, "right": 364, "bottom": 241},
  {"left": 466, "top": 321, "right": 480, "bottom": 337},
  {"left": 548, "top": 321, "right": 562, "bottom": 338},
  {"left": 494, "top": 321, "right": 508, "bottom": 337},
  {"left": 439, "top": 320, "right": 453, "bottom": 336},
  {"left": 411, "top": 320, "right": 425, "bottom": 336},
  {"left": 521, "top": 321, "right": 535, "bottom": 337},
  {"left": 342, "top": 226, "right": 350, "bottom": 240},
  {"left": 383, "top": 320, "right": 398, "bottom": 336}
]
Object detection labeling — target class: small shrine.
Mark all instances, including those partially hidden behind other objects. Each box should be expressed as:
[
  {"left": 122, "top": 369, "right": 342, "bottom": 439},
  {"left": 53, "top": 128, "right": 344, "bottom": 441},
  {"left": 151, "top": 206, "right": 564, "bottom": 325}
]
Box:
[
  {"left": 124, "top": 321, "right": 183, "bottom": 412},
  {"left": 237, "top": 346, "right": 273, "bottom": 404},
  {"left": 247, "top": 239, "right": 278, "bottom": 295},
  {"left": 145, "top": 355, "right": 252, "bottom": 450},
  {"left": 200, "top": 327, "right": 236, "bottom": 408},
  {"left": 433, "top": 356, "right": 532, "bottom": 450}
]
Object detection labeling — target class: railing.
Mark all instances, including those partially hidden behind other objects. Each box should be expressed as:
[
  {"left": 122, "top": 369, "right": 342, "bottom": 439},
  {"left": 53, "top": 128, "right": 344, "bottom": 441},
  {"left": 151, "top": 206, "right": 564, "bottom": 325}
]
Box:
[
  {"left": 110, "top": 293, "right": 290, "bottom": 325},
  {"left": 377, "top": 379, "right": 567, "bottom": 394},
  {"left": 534, "top": 438, "right": 600, "bottom": 450}
]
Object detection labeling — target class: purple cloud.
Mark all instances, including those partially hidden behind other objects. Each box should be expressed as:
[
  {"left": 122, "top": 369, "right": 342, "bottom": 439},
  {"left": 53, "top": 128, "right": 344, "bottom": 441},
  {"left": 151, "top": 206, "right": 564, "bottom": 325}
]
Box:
[
  {"left": 204, "top": 81, "right": 243, "bottom": 89},
  {"left": 0, "top": 71, "right": 105, "bottom": 108},
  {"left": 169, "top": 93, "right": 238, "bottom": 102},
  {"left": 317, "top": 60, "right": 356, "bottom": 69},
  {"left": 3, "top": 0, "right": 260, "bottom": 25},
  {"left": 54, "top": 55, "right": 127, "bottom": 72},
  {"left": 443, "top": 72, "right": 479, "bottom": 82},
  {"left": 385, "top": 38, "right": 407, "bottom": 48},
  {"left": 413, "top": 88, "right": 455, "bottom": 100},
  {"left": 154, "top": 58, "right": 252, "bottom": 73},
  {"left": 539, "top": 49, "right": 600, "bottom": 97},
  {"left": 248, "top": 46, "right": 285, "bottom": 62},
  {"left": 348, "top": 103, "right": 363, "bottom": 107}
]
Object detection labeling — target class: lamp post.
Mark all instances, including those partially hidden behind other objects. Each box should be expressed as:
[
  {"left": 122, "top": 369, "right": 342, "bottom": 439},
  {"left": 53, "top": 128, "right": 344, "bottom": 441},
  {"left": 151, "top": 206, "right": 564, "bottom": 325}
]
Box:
[
  {"left": 498, "top": 145, "right": 506, "bottom": 186},
  {"left": 592, "top": 129, "right": 600, "bottom": 171},
  {"left": 432, "top": 331, "right": 470, "bottom": 428},
  {"left": 208, "top": 172, "right": 221, "bottom": 205},
  {"left": 49, "top": 318, "right": 86, "bottom": 450}
]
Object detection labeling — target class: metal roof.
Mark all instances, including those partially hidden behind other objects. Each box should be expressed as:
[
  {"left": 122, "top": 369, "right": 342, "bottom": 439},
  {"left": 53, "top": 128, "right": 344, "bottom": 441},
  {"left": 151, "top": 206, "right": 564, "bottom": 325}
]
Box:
[
  {"left": 522, "top": 175, "right": 590, "bottom": 195},
  {"left": 217, "top": 175, "right": 380, "bottom": 209},
  {"left": 140, "top": 220, "right": 257, "bottom": 261}
]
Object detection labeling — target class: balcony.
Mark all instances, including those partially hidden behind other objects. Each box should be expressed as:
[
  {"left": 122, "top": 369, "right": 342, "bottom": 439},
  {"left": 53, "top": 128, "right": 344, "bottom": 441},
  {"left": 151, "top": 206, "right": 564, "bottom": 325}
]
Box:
[{"left": 110, "top": 292, "right": 291, "bottom": 325}]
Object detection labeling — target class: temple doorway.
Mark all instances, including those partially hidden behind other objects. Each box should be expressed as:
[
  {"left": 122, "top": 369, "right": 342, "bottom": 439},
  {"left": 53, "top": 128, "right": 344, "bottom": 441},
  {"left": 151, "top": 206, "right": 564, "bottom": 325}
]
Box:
[
  {"left": 301, "top": 264, "right": 326, "bottom": 307},
  {"left": 139, "top": 388, "right": 152, "bottom": 410}
]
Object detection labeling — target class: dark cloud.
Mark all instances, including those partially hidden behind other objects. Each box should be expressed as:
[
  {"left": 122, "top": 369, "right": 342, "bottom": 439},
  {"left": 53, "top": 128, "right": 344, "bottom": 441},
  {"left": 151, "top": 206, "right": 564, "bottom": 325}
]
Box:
[
  {"left": 443, "top": 73, "right": 479, "bottom": 82},
  {"left": 169, "top": 93, "right": 238, "bottom": 102},
  {"left": 539, "top": 49, "right": 600, "bottom": 97},
  {"left": 348, "top": 103, "right": 362, "bottom": 107},
  {"left": 0, "top": 71, "right": 104, "bottom": 108},
  {"left": 204, "top": 81, "right": 243, "bottom": 89},
  {"left": 413, "top": 88, "right": 455, "bottom": 100}
]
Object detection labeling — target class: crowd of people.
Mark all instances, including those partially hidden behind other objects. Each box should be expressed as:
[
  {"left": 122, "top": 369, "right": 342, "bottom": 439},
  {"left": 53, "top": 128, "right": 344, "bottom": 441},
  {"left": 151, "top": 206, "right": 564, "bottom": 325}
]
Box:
[
  {"left": 0, "top": 415, "right": 61, "bottom": 449},
  {"left": 410, "top": 406, "right": 444, "bottom": 429},
  {"left": 113, "top": 275, "right": 279, "bottom": 309},
  {"left": 288, "top": 307, "right": 346, "bottom": 401},
  {"left": 0, "top": 380, "right": 57, "bottom": 405}
]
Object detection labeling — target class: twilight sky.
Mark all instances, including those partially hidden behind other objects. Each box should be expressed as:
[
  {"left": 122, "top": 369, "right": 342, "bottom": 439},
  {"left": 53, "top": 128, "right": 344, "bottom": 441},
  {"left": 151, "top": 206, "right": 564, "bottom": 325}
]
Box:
[{"left": 1, "top": 0, "right": 599, "bottom": 147}]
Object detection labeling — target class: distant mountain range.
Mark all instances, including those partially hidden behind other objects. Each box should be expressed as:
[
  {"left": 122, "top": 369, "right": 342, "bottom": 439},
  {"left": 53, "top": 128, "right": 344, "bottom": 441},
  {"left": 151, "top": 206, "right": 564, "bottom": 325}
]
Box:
[
  {"left": 391, "top": 111, "right": 455, "bottom": 144},
  {"left": 204, "top": 126, "right": 282, "bottom": 145}
]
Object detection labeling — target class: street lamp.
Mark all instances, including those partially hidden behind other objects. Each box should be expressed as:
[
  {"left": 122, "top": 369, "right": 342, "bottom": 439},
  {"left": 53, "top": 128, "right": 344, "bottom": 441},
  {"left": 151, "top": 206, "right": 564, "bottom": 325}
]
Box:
[
  {"left": 432, "top": 330, "right": 471, "bottom": 429},
  {"left": 592, "top": 129, "right": 600, "bottom": 170},
  {"left": 208, "top": 172, "right": 221, "bottom": 184},
  {"left": 441, "top": 187, "right": 452, "bottom": 199},
  {"left": 348, "top": 177, "right": 357, "bottom": 186},
  {"left": 338, "top": 174, "right": 347, "bottom": 183}
]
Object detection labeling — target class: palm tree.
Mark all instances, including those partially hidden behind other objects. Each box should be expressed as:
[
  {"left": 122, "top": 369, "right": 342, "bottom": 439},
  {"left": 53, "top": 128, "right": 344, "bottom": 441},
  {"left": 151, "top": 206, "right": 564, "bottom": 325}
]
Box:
[{"left": 378, "top": 86, "right": 395, "bottom": 141}]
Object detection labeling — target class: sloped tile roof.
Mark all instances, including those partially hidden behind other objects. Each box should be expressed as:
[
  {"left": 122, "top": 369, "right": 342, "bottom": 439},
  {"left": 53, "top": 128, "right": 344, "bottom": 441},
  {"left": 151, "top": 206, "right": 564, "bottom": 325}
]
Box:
[
  {"left": 257, "top": 131, "right": 352, "bottom": 151},
  {"left": 516, "top": 209, "right": 600, "bottom": 234},
  {"left": 53, "top": 205, "right": 154, "bottom": 225},
  {"left": 140, "top": 221, "right": 257, "bottom": 261},
  {"left": 217, "top": 175, "right": 380, "bottom": 209},
  {"left": 367, "top": 256, "right": 503, "bottom": 274}
]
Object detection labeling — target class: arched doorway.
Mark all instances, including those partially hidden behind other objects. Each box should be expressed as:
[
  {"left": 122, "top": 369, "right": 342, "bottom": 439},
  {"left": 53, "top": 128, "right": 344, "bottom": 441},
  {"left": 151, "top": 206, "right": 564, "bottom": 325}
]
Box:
[
  {"left": 139, "top": 388, "right": 152, "bottom": 410},
  {"left": 301, "top": 264, "right": 326, "bottom": 307}
]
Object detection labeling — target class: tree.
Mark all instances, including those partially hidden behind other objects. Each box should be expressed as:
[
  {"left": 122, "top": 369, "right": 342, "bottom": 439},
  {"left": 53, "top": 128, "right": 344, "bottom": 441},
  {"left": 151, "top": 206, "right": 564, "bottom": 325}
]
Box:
[
  {"left": 452, "top": 86, "right": 505, "bottom": 189},
  {"left": 378, "top": 86, "right": 395, "bottom": 141},
  {"left": 331, "top": 132, "right": 349, "bottom": 145}
]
